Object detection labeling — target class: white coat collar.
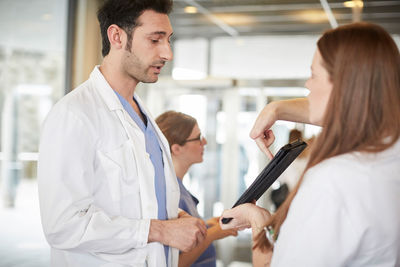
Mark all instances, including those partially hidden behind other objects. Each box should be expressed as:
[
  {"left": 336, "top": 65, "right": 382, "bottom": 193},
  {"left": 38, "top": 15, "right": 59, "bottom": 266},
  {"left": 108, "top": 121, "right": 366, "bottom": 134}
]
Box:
[
  {"left": 89, "top": 66, "right": 172, "bottom": 160},
  {"left": 90, "top": 66, "right": 125, "bottom": 111},
  {"left": 89, "top": 66, "right": 145, "bottom": 136}
]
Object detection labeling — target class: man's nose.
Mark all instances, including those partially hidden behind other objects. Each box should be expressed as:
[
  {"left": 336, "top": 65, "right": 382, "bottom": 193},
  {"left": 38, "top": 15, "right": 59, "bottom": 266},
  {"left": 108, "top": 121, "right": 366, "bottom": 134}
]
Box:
[{"left": 160, "top": 42, "right": 173, "bottom": 61}]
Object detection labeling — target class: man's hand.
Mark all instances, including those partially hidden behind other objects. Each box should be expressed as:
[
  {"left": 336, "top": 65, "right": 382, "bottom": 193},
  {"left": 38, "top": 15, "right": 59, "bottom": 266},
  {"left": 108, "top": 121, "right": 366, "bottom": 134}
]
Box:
[{"left": 148, "top": 212, "right": 207, "bottom": 252}]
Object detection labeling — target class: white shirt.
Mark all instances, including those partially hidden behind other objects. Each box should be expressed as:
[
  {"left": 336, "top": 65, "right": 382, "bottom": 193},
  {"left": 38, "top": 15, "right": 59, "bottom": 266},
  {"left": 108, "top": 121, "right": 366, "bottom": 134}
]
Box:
[
  {"left": 271, "top": 140, "right": 400, "bottom": 267},
  {"left": 37, "top": 67, "right": 180, "bottom": 267}
]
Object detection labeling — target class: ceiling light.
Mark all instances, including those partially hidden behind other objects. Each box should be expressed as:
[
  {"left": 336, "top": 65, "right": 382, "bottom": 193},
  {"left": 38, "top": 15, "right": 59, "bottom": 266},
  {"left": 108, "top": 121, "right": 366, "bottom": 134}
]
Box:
[
  {"left": 296, "top": 10, "right": 328, "bottom": 23},
  {"left": 41, "top": 14, "right": 53, "bottom": 20},
  {"left": 184, "top": 6, "right": 198, "bottom": 14},
  {"left": 344, "top": 0, "right": 364, "bottom": 8},
  {"left": 216, "top": 14, "right": 256, "bottom": 26}
]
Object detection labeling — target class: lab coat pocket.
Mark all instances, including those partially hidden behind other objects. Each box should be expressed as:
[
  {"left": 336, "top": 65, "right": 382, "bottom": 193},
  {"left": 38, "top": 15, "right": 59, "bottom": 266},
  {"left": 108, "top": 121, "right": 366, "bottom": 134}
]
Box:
[{"left": 98, "top": 140, "right": 138, "bottom": 202}]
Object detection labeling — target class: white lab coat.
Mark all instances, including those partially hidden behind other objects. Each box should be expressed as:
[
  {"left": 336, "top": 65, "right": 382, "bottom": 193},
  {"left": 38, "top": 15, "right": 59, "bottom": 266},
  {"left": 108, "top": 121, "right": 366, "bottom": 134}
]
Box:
[{"left": 38, "top": 66, "right": 180, "bottom": 267}]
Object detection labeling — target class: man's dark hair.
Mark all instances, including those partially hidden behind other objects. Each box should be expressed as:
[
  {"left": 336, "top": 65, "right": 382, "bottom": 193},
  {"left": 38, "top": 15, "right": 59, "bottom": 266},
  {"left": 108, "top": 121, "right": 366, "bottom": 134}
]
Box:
[{"left": 97, "top": 0, "right": 173, "bottom": 57}]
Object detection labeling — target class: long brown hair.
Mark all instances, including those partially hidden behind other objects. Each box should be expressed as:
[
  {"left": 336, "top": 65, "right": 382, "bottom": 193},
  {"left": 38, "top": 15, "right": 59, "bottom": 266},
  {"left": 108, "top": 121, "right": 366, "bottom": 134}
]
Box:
[
  {"left": 255, "top": 22, "right": 400, "bottom": 251},
  {"left": 156, "top": 111, "right": 197, "bottom": 148}
]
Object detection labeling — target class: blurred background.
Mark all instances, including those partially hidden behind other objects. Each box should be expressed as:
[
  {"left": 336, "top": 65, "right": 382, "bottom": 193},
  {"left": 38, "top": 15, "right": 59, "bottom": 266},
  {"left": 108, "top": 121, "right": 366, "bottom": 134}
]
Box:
[{"left": 0, "top": 0, "right": 399, "bottom": 266}]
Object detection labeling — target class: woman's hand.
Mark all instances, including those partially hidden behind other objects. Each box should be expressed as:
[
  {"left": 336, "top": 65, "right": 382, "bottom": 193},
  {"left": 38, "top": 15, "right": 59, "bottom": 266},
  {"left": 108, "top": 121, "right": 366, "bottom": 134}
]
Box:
[
  {"left": 250, "top": 98, "right": 311, "bottom": 159},
  {"left": 220, "top": 204, "right": 273, "bottom": 267},
  {"left": 250, "top": 103, "right": 278, "bottom": 160},
  {"left": 206, "top": 216, "right": 220, "bottom": 227},
  {"left": 219, "top": 203, "right": 271, "bottom": 231},
  {"left": 208, "top": 222, "right": 238, "bottom": 241}
]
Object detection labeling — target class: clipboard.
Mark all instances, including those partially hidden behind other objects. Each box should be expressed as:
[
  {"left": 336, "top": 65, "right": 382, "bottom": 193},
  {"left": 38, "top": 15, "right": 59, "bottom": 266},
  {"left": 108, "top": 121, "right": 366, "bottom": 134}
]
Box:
[{"left": 221, "top": 139, "right": 307, "bottom": 224}]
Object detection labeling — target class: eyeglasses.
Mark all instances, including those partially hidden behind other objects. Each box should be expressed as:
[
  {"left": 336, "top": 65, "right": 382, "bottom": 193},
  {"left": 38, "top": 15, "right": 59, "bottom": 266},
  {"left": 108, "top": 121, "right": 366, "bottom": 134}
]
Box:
[{"left": 185, "top": 133, "right": 204, "bottom": 143}]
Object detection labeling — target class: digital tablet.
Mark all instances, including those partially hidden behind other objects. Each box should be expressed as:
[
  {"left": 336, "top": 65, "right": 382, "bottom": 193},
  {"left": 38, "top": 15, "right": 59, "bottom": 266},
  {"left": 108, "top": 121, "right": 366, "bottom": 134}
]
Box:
[{"left": 221, "top": 139, "right": 307, "bottom": 224}]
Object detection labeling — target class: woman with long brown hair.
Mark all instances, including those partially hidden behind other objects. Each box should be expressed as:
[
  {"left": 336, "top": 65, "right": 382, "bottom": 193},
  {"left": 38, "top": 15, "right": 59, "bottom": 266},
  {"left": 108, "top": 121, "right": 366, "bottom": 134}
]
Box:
[
  {"left": 156, "top": 111, "right": 237, "bottom": 267},
  {"left": 220, "top": 22, "right": 400, "bottom": 266}
]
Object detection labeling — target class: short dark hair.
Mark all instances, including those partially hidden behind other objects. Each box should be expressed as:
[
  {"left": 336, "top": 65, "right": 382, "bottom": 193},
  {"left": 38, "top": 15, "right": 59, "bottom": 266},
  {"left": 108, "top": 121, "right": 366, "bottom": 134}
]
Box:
[{"left": 97, "top": 0, "right": 173, "bottom": 57}]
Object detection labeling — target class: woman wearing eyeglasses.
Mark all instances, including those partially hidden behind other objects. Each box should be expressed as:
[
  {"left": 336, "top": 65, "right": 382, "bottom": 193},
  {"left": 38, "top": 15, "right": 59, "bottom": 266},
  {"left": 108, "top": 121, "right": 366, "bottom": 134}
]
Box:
[{"left": 156, "top": 111, "right": 237, "bottom": 267}]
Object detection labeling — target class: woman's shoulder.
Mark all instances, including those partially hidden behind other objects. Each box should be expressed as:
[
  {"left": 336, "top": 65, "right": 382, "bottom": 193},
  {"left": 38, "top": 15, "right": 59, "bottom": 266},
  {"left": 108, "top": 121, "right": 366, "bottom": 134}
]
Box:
[
  {"left": 292, "top": 141, "right": 400, "bottom": 262},
  {"left": 300, "top": 141, "right": 400, "bottom": 218},
  {"left": 302, "top": 155, "right": 359, "bottom": 190},
  {"left": 300, "top": 142, "right": 400, "bottom": 210},
  {"left": 306, "top": 141, "right": 400, "bottom": 184}
]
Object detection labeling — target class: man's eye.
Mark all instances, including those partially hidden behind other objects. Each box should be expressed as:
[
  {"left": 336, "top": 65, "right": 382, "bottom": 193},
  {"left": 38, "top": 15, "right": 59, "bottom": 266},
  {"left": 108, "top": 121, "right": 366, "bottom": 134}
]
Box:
[{"left": 151, "top": 39, "right": 159, "bottom": 43}]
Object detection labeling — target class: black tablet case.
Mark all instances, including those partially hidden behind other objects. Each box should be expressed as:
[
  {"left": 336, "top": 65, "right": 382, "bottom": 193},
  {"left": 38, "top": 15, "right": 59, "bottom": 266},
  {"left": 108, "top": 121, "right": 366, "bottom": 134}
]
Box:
[{"left": 222, "top": 139, "right": 307, "bottom": 224}]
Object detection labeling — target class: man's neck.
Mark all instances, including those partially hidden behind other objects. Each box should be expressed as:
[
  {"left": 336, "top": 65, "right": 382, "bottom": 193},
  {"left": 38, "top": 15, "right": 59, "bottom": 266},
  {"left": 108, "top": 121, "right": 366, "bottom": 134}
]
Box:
[
  {"left": 99, "top": 59, "right": 146, "bottom": 123},
  {"left": 99, "top": 59, "right": 138, "bottom": 103}
]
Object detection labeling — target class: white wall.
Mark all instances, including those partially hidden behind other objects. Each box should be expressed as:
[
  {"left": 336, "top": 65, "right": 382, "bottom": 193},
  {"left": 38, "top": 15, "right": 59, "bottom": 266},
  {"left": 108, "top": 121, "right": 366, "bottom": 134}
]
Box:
[
  {"left": 211, "top": 35, "right": 318, "bottom": 79},
  {"left": 173, "top": 38, "right": 208, "bottom": 80},
  {"left": 173, "top": 35, "right": 318, "bottom": 80},
  {"left": 174, "top": 34, "right": 400, "bottom": 81}
]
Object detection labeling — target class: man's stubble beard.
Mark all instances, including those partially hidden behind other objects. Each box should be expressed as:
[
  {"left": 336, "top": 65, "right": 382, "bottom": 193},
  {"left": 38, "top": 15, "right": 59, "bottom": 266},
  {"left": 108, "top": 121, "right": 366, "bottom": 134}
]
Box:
[{"left": 122, "top": 47, "right": 158, "bottom": 84}]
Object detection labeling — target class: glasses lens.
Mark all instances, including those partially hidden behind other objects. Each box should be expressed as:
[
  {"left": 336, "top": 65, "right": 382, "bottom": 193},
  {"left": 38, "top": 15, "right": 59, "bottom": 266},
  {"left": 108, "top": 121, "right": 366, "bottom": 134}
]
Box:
[{"left": 185, "top": 133, "right": 203, "bottom": 143}]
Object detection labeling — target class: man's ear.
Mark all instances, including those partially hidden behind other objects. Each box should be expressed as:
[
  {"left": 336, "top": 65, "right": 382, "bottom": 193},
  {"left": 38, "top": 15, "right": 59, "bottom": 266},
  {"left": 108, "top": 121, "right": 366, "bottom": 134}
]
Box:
[
  {"left": 107, "top": 24, "right": 125, "bottom": 50},
  {"left": 171, "top": 144, "right": 181, "bottom": 156}
]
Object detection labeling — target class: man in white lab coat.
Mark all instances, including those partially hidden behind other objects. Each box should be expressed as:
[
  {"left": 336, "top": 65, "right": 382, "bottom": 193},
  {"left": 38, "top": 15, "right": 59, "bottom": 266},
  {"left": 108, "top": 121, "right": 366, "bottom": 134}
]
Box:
[{"left": 37, "top": 0, "right": 207, "bottom": 266}]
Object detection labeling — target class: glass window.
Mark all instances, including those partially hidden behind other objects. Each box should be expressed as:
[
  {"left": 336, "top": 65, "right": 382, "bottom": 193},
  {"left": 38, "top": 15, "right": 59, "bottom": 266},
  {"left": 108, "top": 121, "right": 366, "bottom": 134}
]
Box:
[{"left": 0, "top": 0, "right": 69, "bottom": 265}]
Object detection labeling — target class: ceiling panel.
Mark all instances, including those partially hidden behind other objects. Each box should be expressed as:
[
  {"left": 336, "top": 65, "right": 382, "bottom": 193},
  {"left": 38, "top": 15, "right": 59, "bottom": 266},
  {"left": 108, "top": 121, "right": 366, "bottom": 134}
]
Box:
[{"left": 170, "top": 0, "right": 400, "bottom": 38}]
